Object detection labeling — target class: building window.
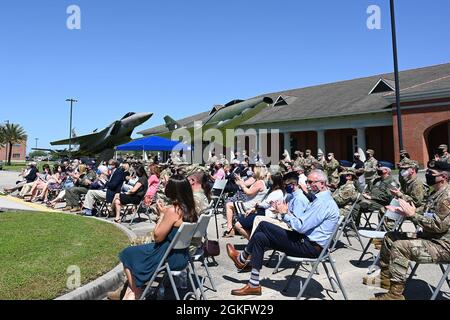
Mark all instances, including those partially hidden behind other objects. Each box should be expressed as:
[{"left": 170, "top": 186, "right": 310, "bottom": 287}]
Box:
[
  {"left": 13, "top": 153, "right": 21, "bottom": 159},
  {"left": 14, "top": 144, "right": 22, "bottom": 147}
]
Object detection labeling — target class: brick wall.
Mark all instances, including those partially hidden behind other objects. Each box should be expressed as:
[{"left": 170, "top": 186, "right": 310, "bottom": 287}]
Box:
[
  {"left": 0, "top": 142, "right": 27, "bottom": 162},
  {"left": 393, "top": 98, "right": 450, "bottom": 167}
]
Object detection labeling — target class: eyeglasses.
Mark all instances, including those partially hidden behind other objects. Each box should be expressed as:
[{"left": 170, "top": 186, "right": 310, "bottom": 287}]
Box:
[{"left": 307, "top": 180, "right": 324, "bottom": 184}]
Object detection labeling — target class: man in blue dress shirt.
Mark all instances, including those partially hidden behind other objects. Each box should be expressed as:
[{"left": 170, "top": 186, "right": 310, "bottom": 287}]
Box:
[{"left": 226, "top": 169, "right": 340, "bottom": 296}]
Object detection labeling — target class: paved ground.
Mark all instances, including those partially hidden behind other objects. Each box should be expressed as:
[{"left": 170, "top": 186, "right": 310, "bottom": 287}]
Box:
[{"left": 1, "top": 170, "right": 448, "bottom": 300}]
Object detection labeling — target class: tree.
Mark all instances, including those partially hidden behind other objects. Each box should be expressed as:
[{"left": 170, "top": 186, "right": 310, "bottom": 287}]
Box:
[{"left": 2, "top": 123, "right": 27, "bottom": 165}]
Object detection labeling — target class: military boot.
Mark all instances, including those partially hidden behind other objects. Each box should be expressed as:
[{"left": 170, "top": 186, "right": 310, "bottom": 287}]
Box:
[
  {"left": 370, "top": 282, "right": 405, "bottom": 300},
  {"left": 362, "top": 270, "right": 390, "bottom": 290}
]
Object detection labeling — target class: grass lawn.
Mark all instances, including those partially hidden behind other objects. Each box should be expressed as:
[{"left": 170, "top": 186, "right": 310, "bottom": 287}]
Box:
[{"left": 0, "top": 212, "right": 129, "bottom": 300}]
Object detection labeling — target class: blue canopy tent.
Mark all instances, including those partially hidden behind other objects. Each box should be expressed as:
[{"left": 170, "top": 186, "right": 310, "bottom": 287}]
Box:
[{"left": 116, "top": 136, "right": 190, "bottom": 152}]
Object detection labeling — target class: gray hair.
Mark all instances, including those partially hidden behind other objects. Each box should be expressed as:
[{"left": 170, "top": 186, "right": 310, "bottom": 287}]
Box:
[{"left": 308, "top": 169, "right": 328, "bottom": 182}]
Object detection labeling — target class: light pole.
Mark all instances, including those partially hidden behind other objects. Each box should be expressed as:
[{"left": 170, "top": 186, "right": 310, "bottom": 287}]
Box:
[
  {"left": 389, "top": 0, "right": 404, "bottom": 151},
  {"left": 35, "top": 138, "right": 39, "bottom": 149},
  {"left": 66, "top": 99, "right": 78, "bottom": 159}
]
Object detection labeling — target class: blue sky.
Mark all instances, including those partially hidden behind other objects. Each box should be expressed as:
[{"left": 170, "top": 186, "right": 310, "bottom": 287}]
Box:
[{"left": 1, "top": 0, "right": 449, "bottom": 151}]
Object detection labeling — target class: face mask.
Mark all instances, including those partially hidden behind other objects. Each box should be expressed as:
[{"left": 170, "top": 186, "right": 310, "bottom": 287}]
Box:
[
  {"left": 401, "top": 169, "right": 411, "bottom": 178},
  {"left": 285, "top": 184, "right": 295, "bottom": 194},
  {"left": 438, "top": 150, "right": 445, "bottom": 156},
  {"left": 327, "top": 156, "right": 332, "bottom": 161},
  {"left": 108, "top": 165, "right": 113, "bottom": 170},
  {"left": 425, "top": 173, "right": 437, "bottom": 186},
  {"left": 377, "top": 170, "right": 384, "bottom": 176}
]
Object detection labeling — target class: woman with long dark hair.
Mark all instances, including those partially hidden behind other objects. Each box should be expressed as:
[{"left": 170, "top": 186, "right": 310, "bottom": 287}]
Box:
[{"left": 117, "top": 175, "right": 197, "bottom": 300}]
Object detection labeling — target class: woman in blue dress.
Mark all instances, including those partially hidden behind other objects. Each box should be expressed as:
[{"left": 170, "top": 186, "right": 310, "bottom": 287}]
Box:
[{"left": 119, "top": 174, "right": 198, "bottom": 300}]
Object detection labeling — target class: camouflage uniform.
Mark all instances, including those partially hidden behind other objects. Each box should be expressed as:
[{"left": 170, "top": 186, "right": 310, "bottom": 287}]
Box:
[
  {"left": 324, "top": 158, "right": 340, "bottom": 186},
  {"left": 351, "top": 174, "right": 398, "bottom": 227},
  {"left": 293, "top": 151, "right": 305, "bottom": 168},
  {"left": 364, "top": 152, "right": 378, "bottom": 189},
  {"left": 333, "top": 180, "right": 358, "bottom": 216},
  {"left": 378, "top": 183, "right": 450, "bottom": 298},
  {"left": 397, "top": 154, "right": 411, "bottom": 191},
  {"left": 303, "top": 151, "right": 316, "bottom": 174},
  {"left": 398, "top": 160, "right": 426, "bottom": 209}
]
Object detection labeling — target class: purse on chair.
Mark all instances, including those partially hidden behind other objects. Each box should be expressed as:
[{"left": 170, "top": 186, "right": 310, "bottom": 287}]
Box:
[{"left": 202, "top": 239, "right": 220, "bottom": 257}]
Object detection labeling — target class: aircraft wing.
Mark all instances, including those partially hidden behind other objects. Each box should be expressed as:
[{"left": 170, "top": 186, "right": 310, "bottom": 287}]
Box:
[{"left": 50, "top": 130, "right": 104, "bottom": 146}]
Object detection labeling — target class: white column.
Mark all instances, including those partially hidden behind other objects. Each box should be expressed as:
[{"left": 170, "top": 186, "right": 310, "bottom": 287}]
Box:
[
  {"left": 356, "top": 127, "right": 366, "bottom": 153},
  {"left": 283, "top": 132, "right": 291, "bottom": 152},
  {"left": 317, "top": 130, "right": 326, "bottom": 155}
]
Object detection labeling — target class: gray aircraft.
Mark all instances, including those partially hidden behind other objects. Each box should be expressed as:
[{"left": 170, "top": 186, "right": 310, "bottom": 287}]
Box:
[{"left": 39, "top": 112, "right": 153, "bottom": 160}]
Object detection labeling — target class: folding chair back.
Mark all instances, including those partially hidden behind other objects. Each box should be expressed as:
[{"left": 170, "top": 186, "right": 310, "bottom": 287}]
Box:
[
  {"left": 192, "top": 210, "right": 214, "bottom": 239},
  {"left": 173, "top": 223, "right": 198, "bottom": 250}
]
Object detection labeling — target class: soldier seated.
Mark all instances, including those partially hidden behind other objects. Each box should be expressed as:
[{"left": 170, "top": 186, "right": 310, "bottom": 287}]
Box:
[
  {"left": 350, "top": 165, "right": 399, "bottom": 228},
  {"left": 367, "top": 160, "right": 450, "bottom": 300},
  {"left": 332, "top": 168, "right": 358, "bottom": 217}
]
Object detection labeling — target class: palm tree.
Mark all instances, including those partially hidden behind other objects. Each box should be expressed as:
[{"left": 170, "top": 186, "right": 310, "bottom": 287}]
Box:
[{"left": 2, "top": 123, "right": 27, "bottom": 165}]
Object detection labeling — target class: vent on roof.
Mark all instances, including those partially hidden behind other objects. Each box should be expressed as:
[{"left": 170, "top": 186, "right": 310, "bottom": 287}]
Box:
[
  {"left": 369, "top": 78, "right": 395, "bottom": 95},
  {"left": 273, "top": 95, "right": 297, "bottom": 107},
  {"left": 274, "top": 95, "right": 288, "bottom": 106}
]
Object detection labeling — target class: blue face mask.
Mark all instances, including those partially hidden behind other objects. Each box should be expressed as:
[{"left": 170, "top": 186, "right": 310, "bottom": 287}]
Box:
[{"left": 285, "top": 184, "right": 295, "bottom": 194}]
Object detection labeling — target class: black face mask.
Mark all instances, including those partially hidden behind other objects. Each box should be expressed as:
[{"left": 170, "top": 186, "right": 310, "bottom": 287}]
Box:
[
  {"left": 425, "top": 173, "right": 437, "bottom": 186},
  {"left": 377, "top": 170, "right": 384, "bottom": 176},
  {"left": 338, "top": 175, "right": 347, "bottom": 186},
  {"left": 438, "top": 150, "right": 445, "bottom": 156}
]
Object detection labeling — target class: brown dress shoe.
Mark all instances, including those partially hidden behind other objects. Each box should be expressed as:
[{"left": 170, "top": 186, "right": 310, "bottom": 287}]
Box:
[
  {"left": 231, "top": 284, "right": 262, "bottom": 296},
  {"left": 226, "top": 243, "right": 247, "bottom": 269}
]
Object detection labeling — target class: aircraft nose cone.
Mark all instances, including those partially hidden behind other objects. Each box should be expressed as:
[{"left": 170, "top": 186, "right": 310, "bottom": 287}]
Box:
[{"left": 139, "top": 112, "right": 153, "bottom": 122}]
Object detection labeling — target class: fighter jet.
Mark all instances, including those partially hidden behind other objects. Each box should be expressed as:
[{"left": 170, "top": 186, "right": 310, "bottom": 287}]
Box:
[{"left": 40, "top": 112, "right": 153, "bottom": 160}]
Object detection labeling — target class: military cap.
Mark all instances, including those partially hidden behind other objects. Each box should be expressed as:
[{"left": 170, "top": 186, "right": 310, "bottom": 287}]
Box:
[
  {"left": 399, "top": 159, "right": 419, "bottom": 169},
  {"left": 399, "top": 149, "right": 408, "bottom": 155},
  {"left": 339, "top": 167, "right": 357, "bottom": 177},
  {"left": 185, "top": 164, "right": 208, "bottom": 176},
  {"left": 294, "top": 151, "right": 301, "bottom": 155},
  {"left": 438, "top": 144, "right": 448, "bottom": 150},
  {"left": 305, "top": 149, "right": 312, "bottom": 153},
  {"left": 366, "top": 149, "right": 375, "bottom": 155},
  {"left": 428, "top": 160, "right": 450, "bottom": 172},
  {"left": 328, "top": 152, "right": 334, "bottom": 157},
  {"left": 293, "top": 165, "right": 305, "bottom": 172}
]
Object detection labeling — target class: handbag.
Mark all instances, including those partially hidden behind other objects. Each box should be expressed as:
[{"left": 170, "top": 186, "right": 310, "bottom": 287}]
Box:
[{"left": 202, "top": 239, "right": 220, "bottom": 257}]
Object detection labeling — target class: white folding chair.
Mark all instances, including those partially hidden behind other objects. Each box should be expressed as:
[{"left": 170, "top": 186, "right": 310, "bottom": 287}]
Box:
[
  {"left": 189, "top": 209, "right": 216, "bottom": 300},
  {"left": 278, "top": 216, "right": 348, "bottom": 300},
  {"left": 211, "top": 179, "right": 228, "bottom": 234},
  {"left": 406, "top": 262, "right": 450, "bottom": 300},
  {"left": 357, "top": 198, "right": 404, "bottom": 274},
  {"left": 140, "top": 222, "right": 198, "bottom": 300}
]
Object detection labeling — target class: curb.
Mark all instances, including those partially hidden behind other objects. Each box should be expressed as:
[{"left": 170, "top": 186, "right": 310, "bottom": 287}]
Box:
[{"left": 55, "top": 218, "right": 138, "bottom": 300}]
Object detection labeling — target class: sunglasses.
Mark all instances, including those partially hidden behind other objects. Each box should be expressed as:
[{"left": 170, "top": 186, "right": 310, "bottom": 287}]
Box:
[{"left": 306, "top": 180, "right": 324, "bottom": 184}]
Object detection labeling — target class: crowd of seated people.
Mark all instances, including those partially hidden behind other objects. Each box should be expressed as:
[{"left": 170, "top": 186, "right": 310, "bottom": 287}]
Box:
[{"left": 2, "top": 145, "right": 449, "bottom": 301}]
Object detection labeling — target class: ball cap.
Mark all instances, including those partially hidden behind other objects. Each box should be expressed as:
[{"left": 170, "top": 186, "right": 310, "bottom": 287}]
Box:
[
  {"left": 438, "top": 144, "right": 448, "bottom": 150},
  {"left": 366, "top": 149, "right": 375, "bottom": 155},
  {"left": 428, "top": 160, "right": 450, "bottom": 172}
]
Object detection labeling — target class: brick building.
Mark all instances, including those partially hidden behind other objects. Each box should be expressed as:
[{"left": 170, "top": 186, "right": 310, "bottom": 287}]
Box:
[{"left": 0, "top": 142, "right": 27, "bottom": 162}]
